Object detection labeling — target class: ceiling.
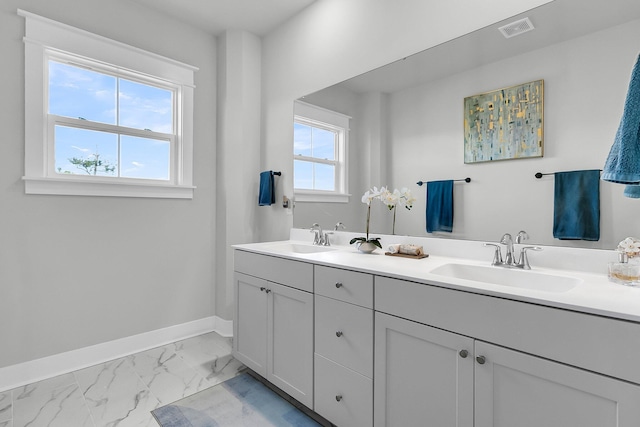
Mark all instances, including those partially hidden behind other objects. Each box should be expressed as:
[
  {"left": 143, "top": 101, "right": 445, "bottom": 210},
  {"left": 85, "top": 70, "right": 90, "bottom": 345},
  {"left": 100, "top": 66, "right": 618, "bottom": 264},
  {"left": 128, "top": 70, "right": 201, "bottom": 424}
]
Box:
[
  {"left": 128, "top": 0, "right": 317, "bottom": 36},
  {"left": 335, "top": 0, "right": 640, "bottom": 94}
]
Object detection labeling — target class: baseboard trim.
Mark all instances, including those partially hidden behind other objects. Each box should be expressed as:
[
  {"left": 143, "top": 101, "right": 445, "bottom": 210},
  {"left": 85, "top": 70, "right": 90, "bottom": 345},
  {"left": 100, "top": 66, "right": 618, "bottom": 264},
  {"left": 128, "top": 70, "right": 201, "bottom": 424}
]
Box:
[
  {"left": 212, "top": 316, "right": 233, "bottom": 337},
  {"left": 0, "top": 315, "right": 232, "bottom": 392}
]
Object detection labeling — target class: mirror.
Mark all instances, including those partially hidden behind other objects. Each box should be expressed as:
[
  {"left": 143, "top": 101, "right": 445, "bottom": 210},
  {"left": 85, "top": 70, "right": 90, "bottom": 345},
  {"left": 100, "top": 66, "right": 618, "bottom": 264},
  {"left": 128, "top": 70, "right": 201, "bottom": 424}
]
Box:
[{"left": 293, "top": 0, "right": 640, "bottom": 249}]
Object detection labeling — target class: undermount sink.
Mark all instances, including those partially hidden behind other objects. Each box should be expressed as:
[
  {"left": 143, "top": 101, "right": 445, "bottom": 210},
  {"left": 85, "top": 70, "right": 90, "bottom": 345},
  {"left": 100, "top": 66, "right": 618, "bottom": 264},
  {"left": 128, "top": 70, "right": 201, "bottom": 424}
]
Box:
[
  {"left": 430, "top": 263, "right": 581, "bottom": 293},
  {"left": 263, "top": 242, "right": 338, "bottom": 254}
]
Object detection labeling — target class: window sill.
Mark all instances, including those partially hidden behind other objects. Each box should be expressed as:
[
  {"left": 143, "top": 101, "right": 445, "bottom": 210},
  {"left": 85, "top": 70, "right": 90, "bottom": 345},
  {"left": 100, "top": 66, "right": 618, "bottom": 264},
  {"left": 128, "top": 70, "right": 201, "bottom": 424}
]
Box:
[
  {"left": 23, "top": 176, "right": 195, "bottom": 199},
  {"left": 294, "top": 191, "right": 350, "bottom": 203}
]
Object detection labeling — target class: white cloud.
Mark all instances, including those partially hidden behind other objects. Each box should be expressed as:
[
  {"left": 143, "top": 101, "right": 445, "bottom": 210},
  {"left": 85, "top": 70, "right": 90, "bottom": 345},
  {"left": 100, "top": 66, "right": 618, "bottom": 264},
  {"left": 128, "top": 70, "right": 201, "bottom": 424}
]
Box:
[{"left": 71, "top": 145, "right": 90, "bottom": 153}]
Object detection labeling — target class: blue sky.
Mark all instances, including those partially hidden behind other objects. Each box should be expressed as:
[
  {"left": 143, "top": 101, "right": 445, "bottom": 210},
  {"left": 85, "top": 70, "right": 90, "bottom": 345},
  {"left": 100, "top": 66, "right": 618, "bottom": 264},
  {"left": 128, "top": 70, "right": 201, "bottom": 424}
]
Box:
[
  {"left": 49, "top": 60, "right": 172, "bottom": 180},
  {"left": 293, "top": 122, "right": 335, "bottom": 190}
]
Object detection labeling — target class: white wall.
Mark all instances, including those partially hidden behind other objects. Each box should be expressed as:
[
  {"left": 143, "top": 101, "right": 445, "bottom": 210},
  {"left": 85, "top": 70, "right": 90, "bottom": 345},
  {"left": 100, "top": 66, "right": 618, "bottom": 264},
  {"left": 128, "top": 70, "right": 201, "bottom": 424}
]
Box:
[
  {"left": 0, "top": 0, "right": 217, "bottom": 369},
  {"left": 387, "top": 19, "right": 640, "bottom": 248},
  {"left": 259, "top": 0, "right": 554, "bottom": 245},
  {"left": 215, "top": 30, "right": 262, "bottom": 320}
]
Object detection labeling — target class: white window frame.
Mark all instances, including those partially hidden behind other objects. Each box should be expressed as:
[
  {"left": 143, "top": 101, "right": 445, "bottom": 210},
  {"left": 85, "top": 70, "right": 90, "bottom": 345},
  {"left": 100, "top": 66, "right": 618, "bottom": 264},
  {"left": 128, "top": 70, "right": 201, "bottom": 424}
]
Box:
[
  {"left": 20, "top": 10, "right": 198, "bottom": 199},
  {"left": 294, "top": 100, "right": 350, "bottom": 203}
]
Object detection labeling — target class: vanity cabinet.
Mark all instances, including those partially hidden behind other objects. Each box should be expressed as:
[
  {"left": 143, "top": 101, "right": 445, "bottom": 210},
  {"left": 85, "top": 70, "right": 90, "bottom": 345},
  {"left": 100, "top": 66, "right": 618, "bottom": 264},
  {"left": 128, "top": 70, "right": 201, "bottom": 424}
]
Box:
[
  {"left": 233, "top": 244, "right": 640, "bottom": 427},
  {"left": 233, "top": 251, "right": 314, "bottom": 408},
  {"left": 313, "top": 266, "right": 374, "bottom": 427},
  {"left": 375, "top": 276, "right": 640, "bottom": 427}
]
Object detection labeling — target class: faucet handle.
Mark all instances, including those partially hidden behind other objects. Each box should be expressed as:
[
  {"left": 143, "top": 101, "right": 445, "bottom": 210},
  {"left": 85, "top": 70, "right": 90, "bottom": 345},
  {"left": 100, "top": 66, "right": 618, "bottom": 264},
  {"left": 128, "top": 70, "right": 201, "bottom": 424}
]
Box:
[
  {"left": 516, "top": 230, "right": 529, "bottom": 244},
  {"left": 518, "top": 246, "right": 543, "bottom": 269},
  {"left": 483, "top": 243, "right": 503, "bottom": 266},
  {"left": 334, "top": 222, "right": 346, "bottom": 231}
]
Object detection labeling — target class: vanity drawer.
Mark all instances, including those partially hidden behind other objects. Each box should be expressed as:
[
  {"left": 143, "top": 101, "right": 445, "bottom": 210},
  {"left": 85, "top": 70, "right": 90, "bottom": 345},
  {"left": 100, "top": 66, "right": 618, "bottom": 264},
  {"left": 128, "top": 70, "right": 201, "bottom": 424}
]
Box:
[
  {"left": 234, "top": 250, "right": 313, "bottom": 292},
  {"left": 315, "top": 295, "right": 374, "bottom": 378},
  {"left": 314, "top": 353, "right": 373, "bottom": 427},
  {"left": 315, "top": 265, "right": 373, "bottom": 308}
]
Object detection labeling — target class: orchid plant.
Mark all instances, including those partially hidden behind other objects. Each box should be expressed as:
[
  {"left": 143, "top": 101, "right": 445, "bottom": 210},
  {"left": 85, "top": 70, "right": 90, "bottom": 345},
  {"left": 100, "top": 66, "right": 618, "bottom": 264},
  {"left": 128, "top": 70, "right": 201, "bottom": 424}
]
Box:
[
  {"left": 380, "top": 187, "right": 416, "bottom": 235},
  {"left": 350, "top": 186, "right": 416, "bottom": 248},
  {"left": 350, "top": 186, "right": 384, "bottom": 249}
]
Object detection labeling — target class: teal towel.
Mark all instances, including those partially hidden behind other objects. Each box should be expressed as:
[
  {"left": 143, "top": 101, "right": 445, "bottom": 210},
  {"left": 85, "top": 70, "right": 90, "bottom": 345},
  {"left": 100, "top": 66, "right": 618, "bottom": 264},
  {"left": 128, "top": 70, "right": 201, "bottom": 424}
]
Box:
[
  {"left": 426, "top": 180, "right": 453, "bottom": 233},
  {"left": 259, "top": 171, "right": 275, "bottom": 206},
  {"left": 624, "top": 184, "right": 640, "bottom": 198},
  {"left": 602, "top": 54, "right": 640, "bottom": 197},
  {"left": 553, "top": 170, "right": 600, "bottom": 241}
]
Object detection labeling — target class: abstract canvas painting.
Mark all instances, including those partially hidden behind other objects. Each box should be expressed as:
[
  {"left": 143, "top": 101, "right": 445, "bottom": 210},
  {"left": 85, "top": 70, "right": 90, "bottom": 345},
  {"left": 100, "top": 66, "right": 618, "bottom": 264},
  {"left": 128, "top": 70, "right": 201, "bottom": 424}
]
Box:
[{"left": 464, "top": 80, "right": 544, "bottom": 163}]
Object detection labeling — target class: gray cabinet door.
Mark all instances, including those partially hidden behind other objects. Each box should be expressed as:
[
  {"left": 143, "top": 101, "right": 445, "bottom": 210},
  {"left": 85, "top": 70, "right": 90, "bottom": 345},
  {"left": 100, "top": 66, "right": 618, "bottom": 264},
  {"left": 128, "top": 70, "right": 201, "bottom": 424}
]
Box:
[
  {"left": 374, "top": 312, "right": 474, "bottom": 427},
  {"left": 267, "top": 281, "right": 314, "bottom": 408},
  {"left": 475, "top": 340, "right": 640, "bottom": 427},
  {"left": 233, "top": 272, "right": 268, "bottom": 376}
]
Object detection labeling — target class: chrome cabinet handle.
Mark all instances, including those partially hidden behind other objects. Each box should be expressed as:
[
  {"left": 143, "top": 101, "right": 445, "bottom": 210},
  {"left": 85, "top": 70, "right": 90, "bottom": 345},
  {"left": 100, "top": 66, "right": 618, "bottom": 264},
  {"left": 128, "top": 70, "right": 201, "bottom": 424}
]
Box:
[
  {"left": 335, "top": 282, "right": 343, "bottom": 288},
  {"left": 459, "top": 349, "right": 468, "bottom": 358},
  {"left": 336, "top": 331, "right": 343, "bottom": 337},
  {"left": 265, "top": 289, "right": 271, "bottom": 293},
  {"left": 335, "top": 395, "right": 343, "bottom": 402},
  {"left": 260, "top": 287, "right": 266, "bottom": 292},
  {"left": 476, "top": 355, "right": 486, "bottom": 365}
]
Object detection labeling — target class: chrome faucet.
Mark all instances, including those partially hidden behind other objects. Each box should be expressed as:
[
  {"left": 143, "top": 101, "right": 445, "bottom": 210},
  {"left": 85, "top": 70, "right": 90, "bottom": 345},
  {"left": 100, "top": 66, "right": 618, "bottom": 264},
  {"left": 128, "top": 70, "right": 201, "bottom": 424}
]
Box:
[
  {"left": 500, "top": 233, "right": 516, "bottom": 266},
  {"left": 310, "top": 223, "right": 324, "bottom": 245},
  {"left": 484, "top": 231, "right": 542, "bottom": 269},
  {"left": 322, "top": 231, "right": 333, "bottom": 246}
]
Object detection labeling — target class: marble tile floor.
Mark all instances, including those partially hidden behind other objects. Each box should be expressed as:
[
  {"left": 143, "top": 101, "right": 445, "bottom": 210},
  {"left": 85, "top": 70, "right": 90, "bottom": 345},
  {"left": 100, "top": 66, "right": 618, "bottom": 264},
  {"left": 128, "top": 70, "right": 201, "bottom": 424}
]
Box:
[{"left": 0, "top": 331, "right": 246, "bottom": 427}]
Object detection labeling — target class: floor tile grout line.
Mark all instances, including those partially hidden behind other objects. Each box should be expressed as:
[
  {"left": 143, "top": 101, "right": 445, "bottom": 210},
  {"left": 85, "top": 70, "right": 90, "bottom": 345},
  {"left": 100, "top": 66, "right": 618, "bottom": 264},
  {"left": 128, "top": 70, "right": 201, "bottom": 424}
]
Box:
[
  {"left": 9, "top": 390, "right": 13, "bottom": 426},
  {"left": 127, "top": 353, "right": 164, "bottom": 411},
  {"left": 72, "top": 371, "right": 96, "bottom": 427}
]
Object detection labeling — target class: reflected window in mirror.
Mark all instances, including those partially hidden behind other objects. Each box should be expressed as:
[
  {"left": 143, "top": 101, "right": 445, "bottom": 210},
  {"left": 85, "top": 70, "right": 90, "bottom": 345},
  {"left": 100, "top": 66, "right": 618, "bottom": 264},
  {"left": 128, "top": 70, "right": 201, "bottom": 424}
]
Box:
[{"left": 294, "top": 101, "right": 350, "bottom": 203}]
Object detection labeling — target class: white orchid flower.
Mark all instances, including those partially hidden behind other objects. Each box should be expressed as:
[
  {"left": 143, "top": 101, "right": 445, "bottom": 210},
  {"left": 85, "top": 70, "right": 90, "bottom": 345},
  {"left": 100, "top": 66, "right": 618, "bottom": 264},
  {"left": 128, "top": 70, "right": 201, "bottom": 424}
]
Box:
[
  {"left": 380, "top": 188, "right": 399, "bottom": 209},
  {"left": 361, "top": 186, "right": 384, "bottom": 205},
  {"left": 399, "top": 187, "right": 416, "bottom": 210},
  {"left": 361, "top": 190, "right": 373, "bottom": 205}
]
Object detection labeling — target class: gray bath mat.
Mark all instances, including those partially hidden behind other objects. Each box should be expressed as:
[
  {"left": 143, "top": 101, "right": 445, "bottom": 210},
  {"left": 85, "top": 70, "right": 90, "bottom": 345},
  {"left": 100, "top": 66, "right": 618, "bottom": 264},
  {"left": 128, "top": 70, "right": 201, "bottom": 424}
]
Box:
[{"left": 152, "top": 372, "right": 322, "bottom": 426}]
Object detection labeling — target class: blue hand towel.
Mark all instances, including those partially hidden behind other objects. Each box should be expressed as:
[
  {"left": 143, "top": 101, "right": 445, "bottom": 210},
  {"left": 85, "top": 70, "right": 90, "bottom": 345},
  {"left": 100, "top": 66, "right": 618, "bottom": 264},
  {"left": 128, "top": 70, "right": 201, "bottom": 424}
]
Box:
[
  {"left": 259, "top": 171, "right": 275, "bottom": 206},
  {"left": 624, "top": 184, "right": 640, "bottom": 198},
  {"left": 426, "top": 180, "right": 453, "bottom": 233},
  {"left": 553, "top": 170, "right": 600, "bottom": 241},
  {"left": 602, "top": 54, "right": 640, "bottom": 198}
]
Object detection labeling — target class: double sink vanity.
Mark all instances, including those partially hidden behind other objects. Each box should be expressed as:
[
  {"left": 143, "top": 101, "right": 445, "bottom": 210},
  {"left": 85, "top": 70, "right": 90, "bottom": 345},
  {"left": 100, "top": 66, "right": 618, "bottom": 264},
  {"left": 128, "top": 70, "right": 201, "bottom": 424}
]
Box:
[{"left": 232, "top": 230, "right": 640, "bottom": 426}]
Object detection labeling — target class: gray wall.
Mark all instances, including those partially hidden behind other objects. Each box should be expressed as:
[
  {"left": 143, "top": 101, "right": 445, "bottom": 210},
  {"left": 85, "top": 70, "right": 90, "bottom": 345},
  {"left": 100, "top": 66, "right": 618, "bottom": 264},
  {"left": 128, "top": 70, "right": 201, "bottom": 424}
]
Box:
[
  {"left": 215, "top": 30, "right": 262, "bottom": 320},
  {"left": 0, "top": 0, "right": 217, "bottom": 369}
]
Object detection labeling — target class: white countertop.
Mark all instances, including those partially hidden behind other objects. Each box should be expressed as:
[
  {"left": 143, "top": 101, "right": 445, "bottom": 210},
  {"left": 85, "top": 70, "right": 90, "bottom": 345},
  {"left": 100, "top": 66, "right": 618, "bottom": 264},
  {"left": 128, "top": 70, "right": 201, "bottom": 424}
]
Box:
[{"left": 233, "top": 235, "right": 640, "bottom": 323}]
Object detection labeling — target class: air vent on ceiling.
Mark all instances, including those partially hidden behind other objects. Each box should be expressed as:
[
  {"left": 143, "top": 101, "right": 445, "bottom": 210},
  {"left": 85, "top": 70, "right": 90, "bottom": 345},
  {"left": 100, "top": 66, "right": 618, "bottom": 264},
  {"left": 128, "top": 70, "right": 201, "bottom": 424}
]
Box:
[{"left": 498, "top": 17, "right": 535, "bottom": 39}]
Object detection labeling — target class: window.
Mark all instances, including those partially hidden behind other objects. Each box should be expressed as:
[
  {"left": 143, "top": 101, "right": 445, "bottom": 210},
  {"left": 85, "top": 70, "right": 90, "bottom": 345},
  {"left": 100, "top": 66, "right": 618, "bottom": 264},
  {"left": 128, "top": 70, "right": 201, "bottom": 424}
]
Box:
[
  {"left": 21, "top": 10, "right": 197, "bottom": 198},
  {"left": 49, "top": 58, "right": 174, "bottom": 180},
  {"left": 293, "top": 101, "right": 350, "bottom": 203}
]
